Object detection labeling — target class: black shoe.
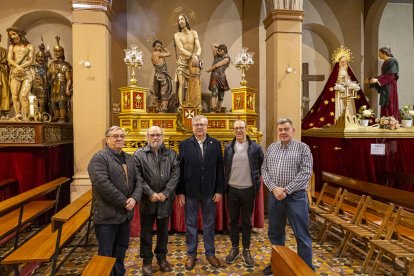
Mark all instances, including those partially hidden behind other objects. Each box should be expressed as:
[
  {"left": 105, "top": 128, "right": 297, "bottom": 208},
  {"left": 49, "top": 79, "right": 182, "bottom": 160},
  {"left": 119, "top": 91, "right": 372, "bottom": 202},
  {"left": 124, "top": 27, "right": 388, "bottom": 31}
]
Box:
[
  {"left": 225, "top": 247, "right": 240, "bottom": 264},
  {"left": 263, "top": 264, "right": 272, "bottom": 275},
  {"left": 142, "top": 264, "right": 153, "bottom": 276},
  {"left": 158, "top": 259, "right": 172, "bottom": 272},
  {"left": 242, "top": 248, "right": 255, "bottom": 267}
]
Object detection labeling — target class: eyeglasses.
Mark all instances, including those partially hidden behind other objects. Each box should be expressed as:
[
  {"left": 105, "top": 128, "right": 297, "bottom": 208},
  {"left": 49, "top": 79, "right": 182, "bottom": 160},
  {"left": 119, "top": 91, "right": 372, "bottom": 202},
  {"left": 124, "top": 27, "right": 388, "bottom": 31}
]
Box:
[
  {"left": 193, "top": 123, "right": 207, "bottom": 128},
  {"left": 109, "top": 134, "right": 125, "bottom": 140},
  {"left": 234, "top": 127, "right": 246, "bottom": 131},
  {"left": 148, "top": 133, "right": 162, "bottom": 138}
]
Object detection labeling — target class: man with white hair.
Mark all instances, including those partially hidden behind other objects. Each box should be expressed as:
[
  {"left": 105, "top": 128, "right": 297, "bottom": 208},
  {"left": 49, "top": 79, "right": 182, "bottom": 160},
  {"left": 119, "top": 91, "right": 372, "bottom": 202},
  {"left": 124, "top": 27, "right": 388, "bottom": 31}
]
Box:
[{"left": 134, "top": 126, "right": 179, "bottom": 276}]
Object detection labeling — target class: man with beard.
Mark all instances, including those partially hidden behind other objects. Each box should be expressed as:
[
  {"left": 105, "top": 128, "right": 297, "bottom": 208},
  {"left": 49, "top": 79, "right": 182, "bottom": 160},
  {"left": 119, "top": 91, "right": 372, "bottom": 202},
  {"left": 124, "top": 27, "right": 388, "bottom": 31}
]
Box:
[
  {"left": 134, "top": 126, "right": 179, "bottom": 276},
  {"left": 31, "top": 42, "right": 49, "bottom": 114},
  {"left": 206, "top": 43, "right": 230, "bottom": 113},
  {"left": 7, "top": 27, "right": 34, "bottom": 120},
  {"left": 173, "top": 14, "right": 201, "bottom": 106}
]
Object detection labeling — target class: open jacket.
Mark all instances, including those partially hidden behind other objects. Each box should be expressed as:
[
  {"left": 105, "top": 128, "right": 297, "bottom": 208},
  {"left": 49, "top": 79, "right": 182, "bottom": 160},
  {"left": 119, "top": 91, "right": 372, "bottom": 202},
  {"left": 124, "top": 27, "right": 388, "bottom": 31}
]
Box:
[
  {"left": 88, "top": 146, "right": 142, "bottom": 224},
  {"left": 177, "top": 134, "right": 224, "bottom": 199},
  {"left": 224, "top": 136, "right": 264, "bottom": 195},
  {"left": 134, "top": 144, "right": 179, "bottom": 219}
]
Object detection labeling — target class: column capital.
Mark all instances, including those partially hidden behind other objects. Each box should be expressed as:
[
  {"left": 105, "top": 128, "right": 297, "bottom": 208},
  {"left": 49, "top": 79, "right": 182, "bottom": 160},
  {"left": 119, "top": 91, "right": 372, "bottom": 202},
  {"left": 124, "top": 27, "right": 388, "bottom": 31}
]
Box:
[
  {"left": 263, "top": 9, "right": 304, "bottom": 30},
  {"left": 71, "top": 0, "right": 113, "bottom": 19}
]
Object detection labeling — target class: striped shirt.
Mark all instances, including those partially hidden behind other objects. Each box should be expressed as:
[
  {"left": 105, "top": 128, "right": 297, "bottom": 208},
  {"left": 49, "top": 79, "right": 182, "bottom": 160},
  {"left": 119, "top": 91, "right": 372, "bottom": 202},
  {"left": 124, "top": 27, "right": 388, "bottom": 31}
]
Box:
[{"left": 262, "top": 139, "right": 312, "bottom": 195}]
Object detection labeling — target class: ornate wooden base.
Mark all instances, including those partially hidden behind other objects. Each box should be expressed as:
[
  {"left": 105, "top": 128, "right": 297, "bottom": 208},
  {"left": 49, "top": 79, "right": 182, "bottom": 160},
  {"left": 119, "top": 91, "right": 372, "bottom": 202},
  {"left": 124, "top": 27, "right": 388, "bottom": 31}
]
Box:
[{"left": 0, "top": 121, "right": 73, "bottom": 146}]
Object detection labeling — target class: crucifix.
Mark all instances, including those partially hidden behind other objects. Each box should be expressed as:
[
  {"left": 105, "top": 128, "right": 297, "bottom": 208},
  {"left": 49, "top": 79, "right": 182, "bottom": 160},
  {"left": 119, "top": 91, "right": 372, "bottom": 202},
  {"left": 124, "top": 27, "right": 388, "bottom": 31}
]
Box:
[{"left": 302, "top": 63, "right": 325, "bottom": 115}]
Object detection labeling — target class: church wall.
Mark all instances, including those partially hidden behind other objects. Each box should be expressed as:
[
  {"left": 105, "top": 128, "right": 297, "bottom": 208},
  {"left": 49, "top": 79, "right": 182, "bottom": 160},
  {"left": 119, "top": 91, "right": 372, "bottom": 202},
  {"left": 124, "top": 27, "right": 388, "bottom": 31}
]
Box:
[
  {"left": 124, "top": 0, "right": 257, "bottom": 113},
  {"left": 379, "top": 2, "right": 414, "bottom": 109},
  {"left": 302, "top": 0, "right": 365, "bottom": 113}
]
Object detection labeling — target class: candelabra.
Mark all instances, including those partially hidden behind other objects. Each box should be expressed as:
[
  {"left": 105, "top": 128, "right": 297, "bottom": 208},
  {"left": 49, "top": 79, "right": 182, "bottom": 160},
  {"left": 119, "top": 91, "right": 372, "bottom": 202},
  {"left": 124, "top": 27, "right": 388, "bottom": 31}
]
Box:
[
  {"left": 124, "top": 45, "right": 143, "bottom": 86},
  {"left": 234, "top": 47, "right": 254, "bottom": 86},
  {"left": 334, "top": 80, "right": 360, "bottom": 116}
]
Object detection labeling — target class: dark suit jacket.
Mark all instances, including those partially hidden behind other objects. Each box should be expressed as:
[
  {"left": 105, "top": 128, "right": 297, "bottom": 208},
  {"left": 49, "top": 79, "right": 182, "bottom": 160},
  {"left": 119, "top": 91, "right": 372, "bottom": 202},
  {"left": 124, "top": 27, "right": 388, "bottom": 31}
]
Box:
[{"left": 176, "top": 134, "right": 224, "bottom": 199}]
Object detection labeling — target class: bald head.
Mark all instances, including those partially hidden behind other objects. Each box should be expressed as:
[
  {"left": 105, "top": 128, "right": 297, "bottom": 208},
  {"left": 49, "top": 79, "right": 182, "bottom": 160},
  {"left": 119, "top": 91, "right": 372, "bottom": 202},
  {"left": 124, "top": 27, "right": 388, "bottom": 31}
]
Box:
[{"left": 146, "top": 126, "right": 164, "bottom": 150}]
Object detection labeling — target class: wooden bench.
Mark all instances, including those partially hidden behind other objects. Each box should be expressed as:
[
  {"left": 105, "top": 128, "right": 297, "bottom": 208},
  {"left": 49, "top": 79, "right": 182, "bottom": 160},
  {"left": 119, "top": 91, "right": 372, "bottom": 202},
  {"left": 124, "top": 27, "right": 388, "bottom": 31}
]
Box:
[
  {"left": 0, "top": 178, "right": 19, "bottom": 200},
  {"left": 1, "top": 189, "right": 93, "bottom": 275},
  {"left": 0, "top": 177, "right": 70, "bottom": 250},
  {"left": 320, "top": 171, "right": 414, "bottom": 239},
  {"left": 322, "top": 171, "right": 414, "bottom": 210},
  {"left": 82, "top": 255, "right": 115, "bottom": 276},
  {"left": 271, "top": 245, "right": 315, "bottom": 275}
]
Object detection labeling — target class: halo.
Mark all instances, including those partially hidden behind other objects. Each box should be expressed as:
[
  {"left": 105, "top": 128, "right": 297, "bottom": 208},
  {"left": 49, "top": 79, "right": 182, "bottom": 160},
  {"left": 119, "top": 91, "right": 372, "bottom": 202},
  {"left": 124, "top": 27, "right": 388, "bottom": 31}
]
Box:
[
  {"left": 170, "top": 6, "right": 197, "bottom": 30},
  {"left": 331, "top": 45, "right": 353, "bottom": 64}
]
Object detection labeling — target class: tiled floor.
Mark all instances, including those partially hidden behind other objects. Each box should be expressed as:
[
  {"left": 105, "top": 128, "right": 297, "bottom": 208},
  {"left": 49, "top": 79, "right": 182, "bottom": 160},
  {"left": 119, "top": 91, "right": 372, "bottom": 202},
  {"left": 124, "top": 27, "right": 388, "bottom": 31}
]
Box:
[{"left": 1, "top": 220, "right": 399, "bottom": 275}]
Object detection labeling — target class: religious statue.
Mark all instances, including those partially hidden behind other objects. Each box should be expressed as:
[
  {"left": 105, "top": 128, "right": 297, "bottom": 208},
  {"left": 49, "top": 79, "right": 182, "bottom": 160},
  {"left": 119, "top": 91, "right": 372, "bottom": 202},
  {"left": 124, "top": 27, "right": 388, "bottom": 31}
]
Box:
[
  {"left": 205, "top": 43, "right": 230, "bottom": 113},
  {"left": 151, "top": 40, "right": 174, "bottom": 112},
  {"left": 173, "top": 14, "right": 202, "bottom": 107},
  {"left": 48, "top": 36, "right": 73, "bottom": 122},
  {"left": 31, "top": 40, "right": 50, "bottom": 114},
  {"left": 302, "top": 46, "right": 370, "bottom": 130},
  {"left": 368, "top": 46, "right": 400, "bottom": 120},
  {"left": 7, "top": 27, "right": 35, "bottom": 120},
  {"left": 0, "top": 33, "right": 10, "bottom": 119}
]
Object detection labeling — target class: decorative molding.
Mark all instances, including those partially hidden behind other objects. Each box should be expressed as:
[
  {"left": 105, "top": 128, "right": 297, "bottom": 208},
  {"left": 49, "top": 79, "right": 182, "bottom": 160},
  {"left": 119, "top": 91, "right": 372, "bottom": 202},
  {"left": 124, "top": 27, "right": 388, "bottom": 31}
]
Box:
[
  {"left": 263, "top": 9, "right": 304, "bottom": 29},
  {"left": 71, "top": 0, "right": 113, "bottom": 19}
]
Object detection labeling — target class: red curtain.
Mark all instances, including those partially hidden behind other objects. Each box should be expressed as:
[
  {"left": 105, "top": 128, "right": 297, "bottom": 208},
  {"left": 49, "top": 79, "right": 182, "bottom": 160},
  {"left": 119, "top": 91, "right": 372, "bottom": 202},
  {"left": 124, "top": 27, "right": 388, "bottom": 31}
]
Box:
[{"left": 303, "top": 136, "right": 414, "bottom": 192}]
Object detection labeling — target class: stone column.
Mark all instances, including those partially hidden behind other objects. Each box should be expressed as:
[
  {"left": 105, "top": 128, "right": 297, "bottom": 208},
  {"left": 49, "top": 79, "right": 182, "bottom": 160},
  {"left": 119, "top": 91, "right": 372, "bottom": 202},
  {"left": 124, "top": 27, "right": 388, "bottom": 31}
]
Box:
[
  {"left": 263, "top": 6, "right": 304, "bottom": 146},
  {"left": 70, "top": 0, "right": 112, "bottom": 200}
]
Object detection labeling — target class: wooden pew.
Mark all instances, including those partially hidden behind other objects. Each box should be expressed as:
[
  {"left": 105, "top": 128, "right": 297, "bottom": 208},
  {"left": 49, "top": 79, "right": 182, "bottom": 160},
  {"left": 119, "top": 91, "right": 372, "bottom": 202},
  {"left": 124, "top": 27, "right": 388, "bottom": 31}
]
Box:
[
  {"left": 271, "top": 245, "right": 315, "bottom": 275},
  {"left": 0, "top": 177, "right": 70, "bottom": 249},
  {"left": 82, "top": 255, "right": 115, "bottom": 276},
  {"left": 0, "top": 178, "right": 18, "bottom": 200},
  {"left": 1, "top": 189, "right": 93, "bottom": 275},
  {"left": 322, "top": 171, "right": 414, "bottom": 210}
]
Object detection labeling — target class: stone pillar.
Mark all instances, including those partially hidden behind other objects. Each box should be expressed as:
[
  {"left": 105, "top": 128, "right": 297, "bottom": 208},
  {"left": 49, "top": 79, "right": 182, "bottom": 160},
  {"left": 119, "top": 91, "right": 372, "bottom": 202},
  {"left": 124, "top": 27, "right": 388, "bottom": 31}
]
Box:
[
  {"left": 70, "top": 0, "right": 112, "bottom": 200},
  {"left": 263, "top": 9, "right": 304, "bottom": 146}
]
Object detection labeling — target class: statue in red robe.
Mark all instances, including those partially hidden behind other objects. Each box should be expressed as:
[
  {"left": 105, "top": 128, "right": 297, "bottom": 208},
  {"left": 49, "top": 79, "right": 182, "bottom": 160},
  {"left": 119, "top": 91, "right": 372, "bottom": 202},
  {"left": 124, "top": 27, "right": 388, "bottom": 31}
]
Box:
[
  {"left": 369, "top": 46, "right": 399, "bottom": 120},
  {"left": 302, "top": 52, "right": 370, "bottom": 130}
]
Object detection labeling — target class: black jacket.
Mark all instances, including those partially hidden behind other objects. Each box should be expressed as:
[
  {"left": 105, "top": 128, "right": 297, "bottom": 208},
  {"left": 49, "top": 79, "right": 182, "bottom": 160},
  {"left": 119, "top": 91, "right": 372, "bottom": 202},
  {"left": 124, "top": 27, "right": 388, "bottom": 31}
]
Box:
[
  {"left": 88, "top": 146, "right": 142, "bottom": 224},
  {"left": 134, "top": 144, "right": 179, "bottom": 219},
  {"left": 224, "top": 136, "right": 264, "bottom": 195},
  {"left": 177, "top": 134, "right": 225, "bottom": 199}
]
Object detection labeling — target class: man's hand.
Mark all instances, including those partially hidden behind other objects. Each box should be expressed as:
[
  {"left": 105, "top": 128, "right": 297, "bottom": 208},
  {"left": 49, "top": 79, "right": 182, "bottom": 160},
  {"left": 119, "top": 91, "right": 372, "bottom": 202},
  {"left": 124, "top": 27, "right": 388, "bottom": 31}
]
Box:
[
  {"left": 272, "top": 187, "right": 287, "bottom": 201},
  {"left": 212, "top": 193, "right": 222, "bottom": 203},
  {"left": 157, "top": 193, "right": 167, "bottom": 202},
  {"left": 191, "top": 55, "right": 199, "bottom": 67},
  {"left": 178, "top": 194, "right": 185, "bottom": 206},
  {"left": 149, "top": 193, "right": 160, "bottom": 202},
  {"left": 125, "top": 197, "right": 136, "bottom": 211}
]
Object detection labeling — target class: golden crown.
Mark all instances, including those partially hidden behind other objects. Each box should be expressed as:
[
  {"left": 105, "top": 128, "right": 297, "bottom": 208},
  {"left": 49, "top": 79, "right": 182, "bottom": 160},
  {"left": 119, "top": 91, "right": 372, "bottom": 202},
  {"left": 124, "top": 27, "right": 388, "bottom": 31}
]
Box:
[{"left": 331, "top": 45, "right": 353, "bottom": 64}]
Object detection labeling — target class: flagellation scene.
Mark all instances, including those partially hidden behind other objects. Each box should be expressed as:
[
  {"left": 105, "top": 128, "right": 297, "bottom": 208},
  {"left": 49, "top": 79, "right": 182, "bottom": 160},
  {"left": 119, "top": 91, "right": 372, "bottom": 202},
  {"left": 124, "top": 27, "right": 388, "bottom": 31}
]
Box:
[{"left": 0, "top": 1, "right": 414, "bottom": 275}]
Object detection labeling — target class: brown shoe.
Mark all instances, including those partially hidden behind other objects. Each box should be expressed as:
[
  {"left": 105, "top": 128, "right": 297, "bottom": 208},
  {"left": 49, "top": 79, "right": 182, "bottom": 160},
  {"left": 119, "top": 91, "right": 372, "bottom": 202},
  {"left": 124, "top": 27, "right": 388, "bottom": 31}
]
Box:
[
  {"left": 206, "top": 255, "right": 221, "bottom": 268},
  {"left": 142, "top": 264, "right": 153, "bottom": 276},
  {"left": 158, "top": 259, "right": 172, "bottom": 272},
  {"left": 185, "top": 256, "right": 196, "bottom": 270}
]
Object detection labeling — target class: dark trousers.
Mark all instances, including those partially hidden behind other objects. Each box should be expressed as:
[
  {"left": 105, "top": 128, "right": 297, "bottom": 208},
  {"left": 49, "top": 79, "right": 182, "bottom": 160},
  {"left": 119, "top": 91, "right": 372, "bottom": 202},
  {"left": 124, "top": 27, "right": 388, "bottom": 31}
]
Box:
[
  {"left": 185, "top": 197, "right": 216, "bottom": 257},
  {"left": 140, "top": 212, "right": 169, "bottom": 264},
  {"left": 227, "top": 186, "right": 255, "bottom": 249},
  {"left": 95, "top": 220, "right": 130, "bottom": 276}
]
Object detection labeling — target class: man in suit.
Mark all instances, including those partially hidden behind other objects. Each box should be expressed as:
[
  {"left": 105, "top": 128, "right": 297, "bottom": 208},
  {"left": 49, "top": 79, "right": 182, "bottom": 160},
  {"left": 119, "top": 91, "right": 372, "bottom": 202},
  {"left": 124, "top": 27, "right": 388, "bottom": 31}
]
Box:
[{"left": 177, "top": 114, "right": 225, "bottom": 270}]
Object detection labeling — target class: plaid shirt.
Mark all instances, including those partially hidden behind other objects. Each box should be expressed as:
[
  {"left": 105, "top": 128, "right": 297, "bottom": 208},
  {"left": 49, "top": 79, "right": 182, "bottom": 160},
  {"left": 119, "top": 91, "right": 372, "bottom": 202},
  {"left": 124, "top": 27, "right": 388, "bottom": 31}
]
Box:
[{"left": 262, "top": 139, "right": 312, "bottom": 195}]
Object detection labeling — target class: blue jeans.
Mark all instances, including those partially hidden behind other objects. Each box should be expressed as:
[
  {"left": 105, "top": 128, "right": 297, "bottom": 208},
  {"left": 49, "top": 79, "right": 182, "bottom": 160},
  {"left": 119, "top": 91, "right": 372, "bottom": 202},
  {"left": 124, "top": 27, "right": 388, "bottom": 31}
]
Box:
[
  {"left": 268, "top": 190, "right": 314, "bottom": 270},
  {"left": 185, "top": 197, "right": 216, "bottom": 257},
  {"left": 95, "top": 220, "right": 130, "bottom": 276}
]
